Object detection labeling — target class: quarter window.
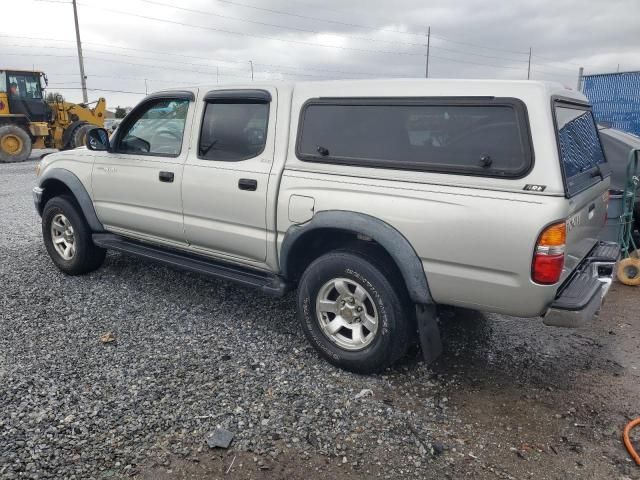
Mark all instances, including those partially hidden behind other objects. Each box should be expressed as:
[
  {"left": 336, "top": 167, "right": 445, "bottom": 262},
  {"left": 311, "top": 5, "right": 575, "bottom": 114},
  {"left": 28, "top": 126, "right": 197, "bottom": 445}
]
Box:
[
  {"left": 556, "top": 107, "right": 606, "bottom": 177},
  {"left": 198, "top": 102, "right": 269, "bottom": 161},
  {"left": 297, "top": 100, "right": 532, "bottom": 177},
  {"left": 117, "top": 99, "right": 189, "bottom": 156}
]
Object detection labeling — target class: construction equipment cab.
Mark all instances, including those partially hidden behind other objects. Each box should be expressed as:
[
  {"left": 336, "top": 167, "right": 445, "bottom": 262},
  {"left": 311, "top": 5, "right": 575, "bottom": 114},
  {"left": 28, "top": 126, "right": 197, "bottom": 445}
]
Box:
[
  {"left": 33, "top": 79, "right": 619, "bottom": 374},
  {"left": 0, "top": 69, "right": 105, "bottom": 163}
]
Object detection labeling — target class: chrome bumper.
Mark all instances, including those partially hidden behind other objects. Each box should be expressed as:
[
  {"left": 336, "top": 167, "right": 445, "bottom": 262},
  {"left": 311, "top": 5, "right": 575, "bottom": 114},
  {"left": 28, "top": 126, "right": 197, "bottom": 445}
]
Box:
[
  {"left": 543, "top": 242, "right": 618, "bottom": 328},
  {"left": 33, "top": 186, "right": 43, "bottom": 214}
]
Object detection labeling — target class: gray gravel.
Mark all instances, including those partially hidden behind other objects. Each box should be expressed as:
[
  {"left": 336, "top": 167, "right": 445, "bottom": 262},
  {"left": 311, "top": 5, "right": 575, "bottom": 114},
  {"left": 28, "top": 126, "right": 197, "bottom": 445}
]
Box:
[
  {"left": 1, "top": 159, "right": 639, "bottom": 480},
  {"left": 0, "top": 160, "right": 446, "bottom": 479}
]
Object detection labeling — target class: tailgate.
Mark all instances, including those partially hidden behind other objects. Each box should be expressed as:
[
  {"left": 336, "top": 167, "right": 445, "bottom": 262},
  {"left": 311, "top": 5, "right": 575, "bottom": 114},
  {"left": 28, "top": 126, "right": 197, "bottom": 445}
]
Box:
[
  {"left": 554, "top": 100, "right": 611, "bottom": 279},
  {"left": 564, "top": 183, "right": 609, "bottom": 277}
]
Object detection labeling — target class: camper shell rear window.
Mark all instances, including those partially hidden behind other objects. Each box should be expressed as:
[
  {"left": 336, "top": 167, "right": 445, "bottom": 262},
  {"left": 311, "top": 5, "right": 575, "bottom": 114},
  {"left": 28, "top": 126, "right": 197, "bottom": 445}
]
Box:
[
  {"left": 296, "top": 97, "right": 534, "bottom": 178},
  {"left": 553, "top": 99, "right": 609, "bottom": 197}
]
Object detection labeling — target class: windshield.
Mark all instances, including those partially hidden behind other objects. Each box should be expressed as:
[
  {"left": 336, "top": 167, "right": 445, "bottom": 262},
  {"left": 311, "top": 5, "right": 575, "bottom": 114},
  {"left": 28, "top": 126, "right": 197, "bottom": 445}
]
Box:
[
  {"left": 555, "top": 103, "right": 607, "bottom": 195},
  {"left": 7, "top": 72, "right": 43, "bottom": 99}
]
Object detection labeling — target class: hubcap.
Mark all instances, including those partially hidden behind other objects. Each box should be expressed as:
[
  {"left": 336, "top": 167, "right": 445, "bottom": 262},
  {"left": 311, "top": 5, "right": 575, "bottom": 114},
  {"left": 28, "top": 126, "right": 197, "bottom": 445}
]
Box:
[
  {"left": 316, "top": 277, "right": 379, "bottom": 351},
  {"left": 1, "top": 134, "right": 23, "bottom": 155},
  {"left": 50, "top": 213, "right": 76, "bottom": 260}
]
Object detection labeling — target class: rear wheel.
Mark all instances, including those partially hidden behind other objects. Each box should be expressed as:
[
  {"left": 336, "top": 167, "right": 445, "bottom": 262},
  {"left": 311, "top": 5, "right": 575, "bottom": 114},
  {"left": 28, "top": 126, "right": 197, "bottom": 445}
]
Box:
[
  {"left": 297, "top": 249, "right": 412, "bottom": 373},
  {"left": 617, "top": 257, "right": 640, "bottom": 286},
  {"left": 0, "top": 124, "right": 32, "bottom": 163},
  {"left": 42, "top": 195, "right": 106, "bottom": 275}
]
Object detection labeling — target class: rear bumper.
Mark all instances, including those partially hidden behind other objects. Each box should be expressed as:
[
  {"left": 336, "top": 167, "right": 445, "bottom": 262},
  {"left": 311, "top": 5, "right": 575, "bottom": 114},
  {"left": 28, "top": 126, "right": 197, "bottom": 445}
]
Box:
[{"left": 543, "top": 242, "right": 619, "bottom": 328}]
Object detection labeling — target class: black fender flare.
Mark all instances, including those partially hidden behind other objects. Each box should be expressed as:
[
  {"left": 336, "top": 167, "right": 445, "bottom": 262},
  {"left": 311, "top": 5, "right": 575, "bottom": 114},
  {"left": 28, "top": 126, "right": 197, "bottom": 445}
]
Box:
[
  {"left": 38, "top": 168, "right": 104, "bottom": 232},
  {"left": 280, "top": 210, "right": 433, "bottom": 304}
]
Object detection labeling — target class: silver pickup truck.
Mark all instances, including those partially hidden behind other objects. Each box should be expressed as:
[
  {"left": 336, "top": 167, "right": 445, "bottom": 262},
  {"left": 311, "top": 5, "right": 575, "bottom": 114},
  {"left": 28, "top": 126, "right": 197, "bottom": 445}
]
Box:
[{"left": 33, "top": 79, "right": 618, "bottom": 373}]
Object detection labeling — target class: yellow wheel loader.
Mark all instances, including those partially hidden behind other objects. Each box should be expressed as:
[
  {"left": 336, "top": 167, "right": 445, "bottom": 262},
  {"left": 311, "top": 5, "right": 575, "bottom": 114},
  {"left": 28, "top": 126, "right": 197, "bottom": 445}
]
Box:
[{"left": 0, "top": 69, "right": 105, "bottom": 162}]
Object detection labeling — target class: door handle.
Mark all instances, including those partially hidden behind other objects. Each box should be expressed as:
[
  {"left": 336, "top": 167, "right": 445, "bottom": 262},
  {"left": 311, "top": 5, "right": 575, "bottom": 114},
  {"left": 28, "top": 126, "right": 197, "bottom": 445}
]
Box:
[
  {"left": 159, "top": 171, "right": 174, "bottom": 183},
  {"left": 238, "top": 178, "right": 257, "bottom": 191}
]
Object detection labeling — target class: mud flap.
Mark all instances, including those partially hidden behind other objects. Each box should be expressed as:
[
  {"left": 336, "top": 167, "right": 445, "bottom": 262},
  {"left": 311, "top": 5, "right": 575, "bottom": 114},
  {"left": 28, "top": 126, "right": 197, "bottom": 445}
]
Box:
[{"left": 416, "top": 304, "right": 442, "bottom": 364}]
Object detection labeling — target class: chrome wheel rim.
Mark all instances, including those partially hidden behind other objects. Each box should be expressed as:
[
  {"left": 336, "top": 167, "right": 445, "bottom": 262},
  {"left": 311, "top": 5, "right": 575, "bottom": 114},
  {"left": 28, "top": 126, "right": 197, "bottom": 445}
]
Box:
[
  {"left": 50, "top": 213, "right": 76, "bottom": 260},
  {"left": 315, "top": 277, "right": 379, "bottom": 351}
]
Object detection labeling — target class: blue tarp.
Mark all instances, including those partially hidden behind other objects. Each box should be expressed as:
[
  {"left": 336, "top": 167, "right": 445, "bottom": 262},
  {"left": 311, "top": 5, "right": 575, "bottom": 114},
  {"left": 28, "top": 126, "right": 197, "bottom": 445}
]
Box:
[{"left": 583, "top": 71, "right": 640, "bottom": 137}]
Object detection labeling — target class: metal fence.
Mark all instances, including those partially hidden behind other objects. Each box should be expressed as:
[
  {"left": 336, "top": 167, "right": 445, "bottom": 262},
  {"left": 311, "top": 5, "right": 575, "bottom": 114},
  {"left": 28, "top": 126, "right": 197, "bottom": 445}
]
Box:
[{"left": 582, "top": 71, "right": 640, "bottom": 136}]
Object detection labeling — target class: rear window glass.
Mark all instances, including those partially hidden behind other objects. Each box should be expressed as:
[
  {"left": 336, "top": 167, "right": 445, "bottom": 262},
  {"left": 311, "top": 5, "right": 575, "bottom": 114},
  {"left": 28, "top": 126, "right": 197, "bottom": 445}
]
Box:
[
  {"left": 555, "top": 105, "right": 607, "bottom": 193},
  {"left": 297, "top": 100, "right": 532, "bottom": 177}
]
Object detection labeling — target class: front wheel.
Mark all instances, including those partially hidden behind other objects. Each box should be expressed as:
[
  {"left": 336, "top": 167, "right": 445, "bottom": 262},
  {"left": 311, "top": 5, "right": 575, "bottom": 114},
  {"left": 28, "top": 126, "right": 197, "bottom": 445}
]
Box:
[
  {"left": 0, "top": 124, "right": 32, "bottom": 163},
  {"left": 42, "top": 196, "right": 106, "bottom": 275},
  {"left": 297, "top": 250, "right": 412, "bottom": 373}
]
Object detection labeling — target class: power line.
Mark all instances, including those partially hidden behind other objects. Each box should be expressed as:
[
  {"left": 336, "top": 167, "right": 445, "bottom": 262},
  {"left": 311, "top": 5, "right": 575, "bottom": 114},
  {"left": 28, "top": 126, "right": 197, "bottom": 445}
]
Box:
[
  {"left": 0, "top": 43, "right": 410, "bottom": 78},
  {"left": 29, "top": 0, "right": 588, "bottom": 68},
  {"left": 73, "top": 5, "right": 543, "bottom": 74},
  {"left": 77, "top": 3, "right": 428, "bottom": 57},
  {"left": 0, "top": 31, "right": 580, "bottom": 77},
  {"left": 134, "top": 0, "right": 428, "bottom": 48},
  {"left": 94, "top": 0, "right": 559, "bottom": 69},
  {"left": 430, "top": 33, "right": 529, "bottom": 55}
]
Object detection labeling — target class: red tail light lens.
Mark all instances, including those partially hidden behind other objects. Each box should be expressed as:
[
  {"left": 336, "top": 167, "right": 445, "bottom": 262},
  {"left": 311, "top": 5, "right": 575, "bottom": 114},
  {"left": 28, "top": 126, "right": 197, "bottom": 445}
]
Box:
[{"left": 532, "top": 222, "right": 566, "bottom": 284}]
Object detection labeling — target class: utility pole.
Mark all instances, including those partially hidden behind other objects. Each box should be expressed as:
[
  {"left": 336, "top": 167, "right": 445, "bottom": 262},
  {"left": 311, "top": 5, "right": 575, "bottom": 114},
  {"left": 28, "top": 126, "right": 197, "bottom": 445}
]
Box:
[
  {"left": 71, "top": 0, "right": 88, "bottom": 103},
  {"left": 249, "top": 60, "right": 254, "bottom": 81},
  {"left": 527, "top": 47, "right": 532, "bottom": 80},
  {"left": 216, "top": 66, "right": 219, "bottom": 84},
  {"left": 425, "top": 26, "right": 431, "bottom": 78},
  {"left": 577, "top": 67, "right": 584, "bottom": 92}
]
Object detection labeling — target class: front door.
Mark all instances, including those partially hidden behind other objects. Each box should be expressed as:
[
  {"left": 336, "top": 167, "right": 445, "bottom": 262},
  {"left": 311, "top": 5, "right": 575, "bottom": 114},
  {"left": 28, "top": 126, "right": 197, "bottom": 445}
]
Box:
[
  {"left": 182, "top": 88, "right": 276, "bottom": 263},
  {"left": 91, "top": 92, "right": 195, "bottom": 245}
]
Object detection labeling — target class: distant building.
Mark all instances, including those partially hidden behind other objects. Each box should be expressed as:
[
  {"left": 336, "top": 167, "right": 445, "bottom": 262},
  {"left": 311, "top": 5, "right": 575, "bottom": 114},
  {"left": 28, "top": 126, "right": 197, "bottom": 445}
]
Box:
[{"left": 582, "top": 71, "right": 640, "bottom": 136}]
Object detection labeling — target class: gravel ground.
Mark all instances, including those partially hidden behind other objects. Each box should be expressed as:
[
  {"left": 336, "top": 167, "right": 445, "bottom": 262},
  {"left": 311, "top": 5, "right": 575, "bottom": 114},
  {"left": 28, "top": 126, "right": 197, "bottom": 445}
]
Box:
[{"left": 1, "top": 158, "right": 639, "bottom": 479}]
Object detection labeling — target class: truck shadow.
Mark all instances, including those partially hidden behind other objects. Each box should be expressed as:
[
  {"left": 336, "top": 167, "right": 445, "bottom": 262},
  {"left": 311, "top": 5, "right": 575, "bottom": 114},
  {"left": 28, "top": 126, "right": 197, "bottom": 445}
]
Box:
[{"left": 422, "top": 306, "right": 623, "bottom": 390}]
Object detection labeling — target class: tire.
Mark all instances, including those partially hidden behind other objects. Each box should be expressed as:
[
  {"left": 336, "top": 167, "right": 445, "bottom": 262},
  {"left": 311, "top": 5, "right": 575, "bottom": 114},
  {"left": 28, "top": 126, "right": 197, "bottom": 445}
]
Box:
[
  {"left": 42, "top": 195, "right": 106, "bottom": 275},
  {"left": 297, "top": 249, "right": 412, "bottom": 374},
  {"left": 0, "top": 124, "right": 32, "bottom": 163},
  {"left": 69, "top": 123, "right": 93, "bottom": 149},
  {"left": 617, "top": 257, "right": 640, "bottom": 286}
]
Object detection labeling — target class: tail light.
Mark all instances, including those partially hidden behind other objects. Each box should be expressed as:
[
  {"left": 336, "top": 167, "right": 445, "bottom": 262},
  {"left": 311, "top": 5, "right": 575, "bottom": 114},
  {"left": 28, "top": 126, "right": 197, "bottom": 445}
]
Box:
[{"left": 532, "top": 221, "right": 566, "bottom": 284}]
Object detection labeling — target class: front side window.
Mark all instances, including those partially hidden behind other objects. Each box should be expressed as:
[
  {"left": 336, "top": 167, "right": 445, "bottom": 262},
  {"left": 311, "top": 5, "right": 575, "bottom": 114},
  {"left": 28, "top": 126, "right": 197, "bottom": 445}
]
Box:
[
  {"left": 117, "top": 99, "right": 189, "bottom": 156},
  {"left": 297, "top": 100, "right": 532, "bottom": 177},
  {"left": 198, "top": 102, "right": 269, "bottom": 161},
  {"left": 7, "top": 73, "right": 42, "bottom": 99}
]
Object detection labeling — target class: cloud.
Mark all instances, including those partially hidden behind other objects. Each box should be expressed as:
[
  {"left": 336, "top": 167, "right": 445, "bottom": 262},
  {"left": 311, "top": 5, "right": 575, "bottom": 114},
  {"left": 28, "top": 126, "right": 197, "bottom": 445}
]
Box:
[{"left": 2, "top": 0, "right": 638, "bottom": 107}]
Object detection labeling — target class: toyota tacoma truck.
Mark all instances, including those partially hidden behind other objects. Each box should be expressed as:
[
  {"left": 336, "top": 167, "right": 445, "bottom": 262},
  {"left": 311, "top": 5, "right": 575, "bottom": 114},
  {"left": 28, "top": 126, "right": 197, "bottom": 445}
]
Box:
[{"left": 33, "top": 79, "right": 618, "bottom": 373}]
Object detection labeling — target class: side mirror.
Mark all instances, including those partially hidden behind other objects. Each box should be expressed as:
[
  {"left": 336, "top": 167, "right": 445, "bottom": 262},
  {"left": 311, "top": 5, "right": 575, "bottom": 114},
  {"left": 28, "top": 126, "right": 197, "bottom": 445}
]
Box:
[{"left": 86, "top": 128, "right": 110, "bottom": 151}]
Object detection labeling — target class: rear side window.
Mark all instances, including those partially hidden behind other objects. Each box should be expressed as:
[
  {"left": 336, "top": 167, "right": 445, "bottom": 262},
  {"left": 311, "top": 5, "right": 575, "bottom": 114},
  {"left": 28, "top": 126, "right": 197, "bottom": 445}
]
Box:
[
  {"left": 198, "top": 102, "right": 269, "bottom": 161},
  {"left": 296, "top": 99, "right": 533, "bottom": 177},
  {"left": 555, "top": 103, "right": 607, "bottom": 195}
]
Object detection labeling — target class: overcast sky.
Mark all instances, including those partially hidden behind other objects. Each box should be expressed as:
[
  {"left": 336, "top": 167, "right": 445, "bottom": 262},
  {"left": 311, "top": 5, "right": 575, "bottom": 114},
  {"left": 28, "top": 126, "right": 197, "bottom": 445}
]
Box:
[{"left": 3, "top": 0, "right": 639, "bottom": 108}]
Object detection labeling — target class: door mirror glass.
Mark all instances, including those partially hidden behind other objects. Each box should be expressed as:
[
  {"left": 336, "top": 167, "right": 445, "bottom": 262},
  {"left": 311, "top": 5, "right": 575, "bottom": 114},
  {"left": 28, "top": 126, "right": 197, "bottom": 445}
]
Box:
[{"left": 86, "top": 128, "right": 110, "bottom": 151}]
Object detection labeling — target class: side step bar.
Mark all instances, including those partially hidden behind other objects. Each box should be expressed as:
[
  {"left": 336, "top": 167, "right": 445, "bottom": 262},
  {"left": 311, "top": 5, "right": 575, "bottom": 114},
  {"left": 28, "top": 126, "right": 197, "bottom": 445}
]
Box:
[{"left": 92, "top": 234, "right": 290, "bottom": 297}]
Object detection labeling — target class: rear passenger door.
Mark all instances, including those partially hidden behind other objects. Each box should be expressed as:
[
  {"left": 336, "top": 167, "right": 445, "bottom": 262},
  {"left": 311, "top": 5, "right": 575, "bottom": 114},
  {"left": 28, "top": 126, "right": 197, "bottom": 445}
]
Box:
[{"left": 182, "top": 88, "right": 276, "bottom": 264}]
